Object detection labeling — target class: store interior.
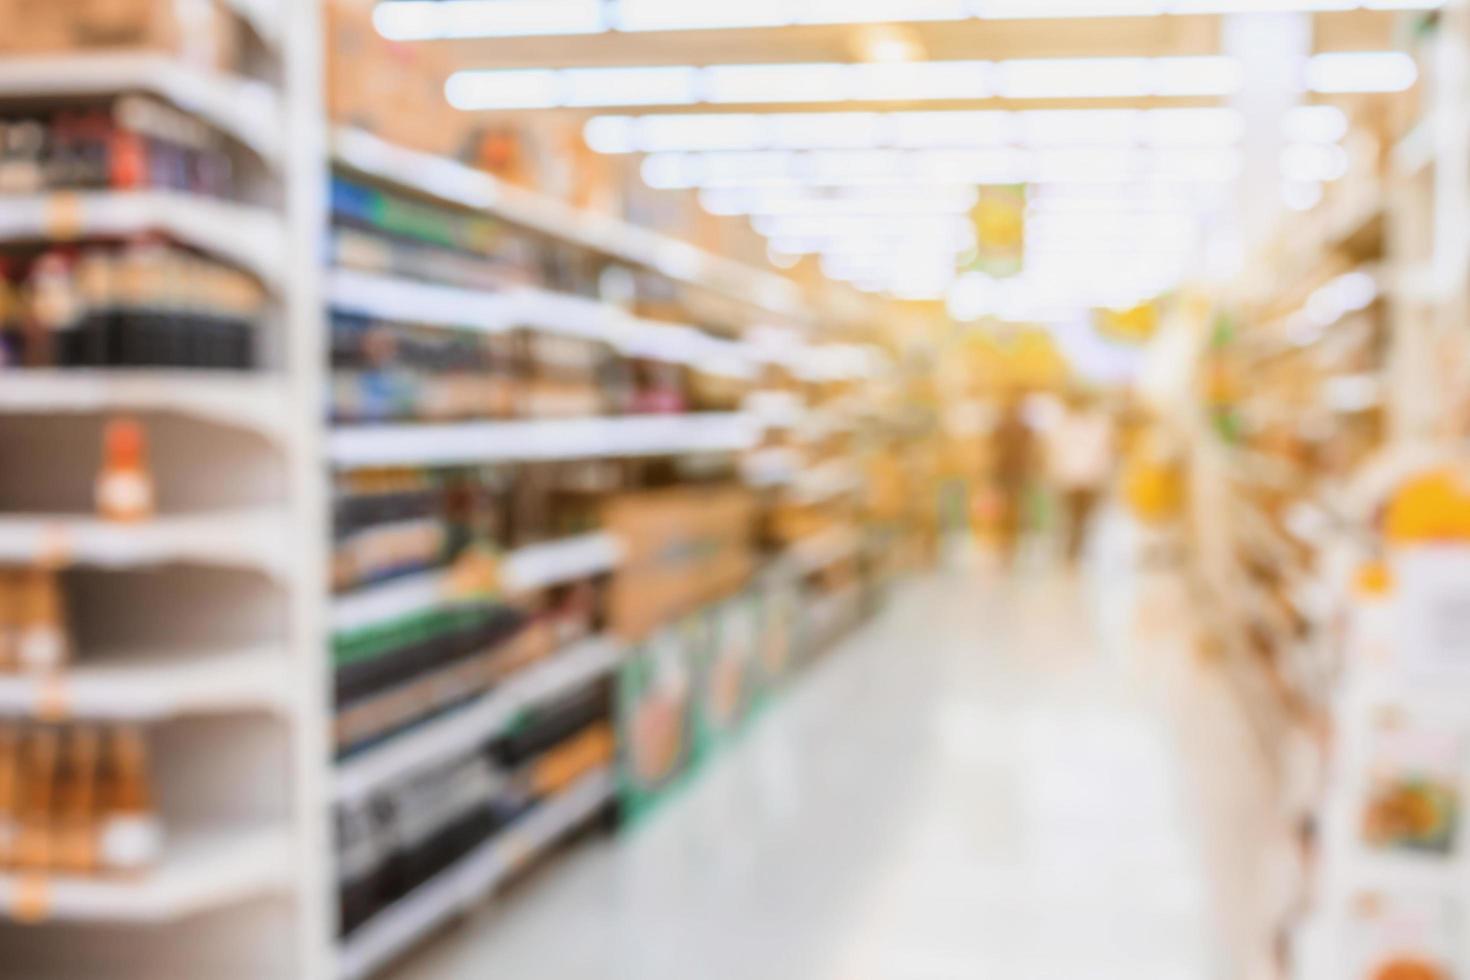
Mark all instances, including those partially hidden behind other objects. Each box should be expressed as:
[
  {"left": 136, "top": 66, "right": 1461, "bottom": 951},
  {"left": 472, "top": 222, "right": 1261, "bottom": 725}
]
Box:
[{"left": 0, "top": 1, "right": 1468, "bottom": 978}]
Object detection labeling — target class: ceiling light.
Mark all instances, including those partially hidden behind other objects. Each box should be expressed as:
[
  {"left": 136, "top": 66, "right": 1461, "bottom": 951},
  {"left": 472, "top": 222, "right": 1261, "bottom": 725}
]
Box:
[
  {"left": 616, "top": 0, "right": 790, "bottom": 30},
  {"left": 973, "top": 0, "right": 1164, "bottom": 16},
  {"left": 1281, "top": 179, "right": 1328, "bottom": 211},
  {"left": 705, "top": 63, "right": 851, "bottom": 103},
  {"left": 999, "top": 58, "right": 1152, "bottom": 99},
  {"left": 847, "top": 61, "right": 994, "bottom": 101},
  {"left": 446, "top": 69, "right": 560, "bottom": 110},
  {"left": 1283, "top": 105, "right": 1349, "bottom": 143},
  {"left": 1281, "top": 142, "right": 1349, "bottom": 181},
  {"left": 562, "top": 67, "right": 699, "bottom": 107},
  {"left": 374, "top": 0, "right": 605, "bottom": 40},
  {"left": 1155, "top": 56, "right": 1243, "bottom": 96},
  {"left": 1306, "top": 52, "right": 1418, "bottom": 94}
]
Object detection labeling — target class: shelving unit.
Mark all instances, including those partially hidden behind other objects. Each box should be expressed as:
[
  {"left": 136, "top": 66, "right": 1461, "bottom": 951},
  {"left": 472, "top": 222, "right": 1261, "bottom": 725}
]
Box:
[
  {"left": 0, "top": 1, "right": 332, "bottom": 977},
  {"left": 0, "top": 5, "right": 906, "bottom": 978}
]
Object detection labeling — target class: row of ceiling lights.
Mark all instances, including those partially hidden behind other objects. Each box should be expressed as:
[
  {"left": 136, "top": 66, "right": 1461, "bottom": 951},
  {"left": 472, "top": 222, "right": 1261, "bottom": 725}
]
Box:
[
  {"left": 375, "top": 0, "right": 1440, "bottom": 40},
  {"left": 443, "top": 52, "right": 1413, "bottom": 110}
]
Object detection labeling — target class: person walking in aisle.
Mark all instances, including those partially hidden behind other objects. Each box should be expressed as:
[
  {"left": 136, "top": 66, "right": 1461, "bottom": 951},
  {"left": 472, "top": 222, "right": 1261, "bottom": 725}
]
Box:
[
  {"left": 992, "top": 395, "right": 1036, "bottom": 570},
  {"left": 1047, "top": 391, "right": 1116, "bottom": 567}
]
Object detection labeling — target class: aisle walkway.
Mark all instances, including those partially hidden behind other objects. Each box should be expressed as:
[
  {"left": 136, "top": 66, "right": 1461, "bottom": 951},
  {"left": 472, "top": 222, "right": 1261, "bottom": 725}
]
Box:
[{"left": 392, "top": 565, "right": 1216, "bottom": 980}]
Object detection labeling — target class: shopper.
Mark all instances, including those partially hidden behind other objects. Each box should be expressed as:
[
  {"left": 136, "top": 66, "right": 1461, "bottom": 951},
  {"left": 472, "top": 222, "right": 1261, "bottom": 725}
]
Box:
[
  {"left": 992, "top": 395, "right": 1036, "bottom": 569},
  {"left": 1047, "top": 391, "right": 1115, "bottom": 566}
]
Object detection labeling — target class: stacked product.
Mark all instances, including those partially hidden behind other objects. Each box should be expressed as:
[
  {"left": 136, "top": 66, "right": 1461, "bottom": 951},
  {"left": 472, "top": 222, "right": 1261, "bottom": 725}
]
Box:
[{"left": 0, "top": 724, "right": 160, "bottom": 876}]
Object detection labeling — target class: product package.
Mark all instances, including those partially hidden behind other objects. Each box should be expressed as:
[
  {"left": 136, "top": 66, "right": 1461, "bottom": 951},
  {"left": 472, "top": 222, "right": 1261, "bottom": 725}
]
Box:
[
  {"left": 1346, "top": 894, "right": 1461, "bottom": 980},
  {"left": 616, "top": 626, "right": 696, "bottom": 823},
  {"left": 694, "top": 597, "right": 756, "bottom": 756},
  {"left": 1360, "top": 719, "right": 1462, "bottom": 857}
]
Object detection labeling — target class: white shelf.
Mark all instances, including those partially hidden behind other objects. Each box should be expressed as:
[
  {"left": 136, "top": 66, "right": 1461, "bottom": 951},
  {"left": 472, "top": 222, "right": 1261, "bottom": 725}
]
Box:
[
  {"left": 326, "top": 268, "right": 523, "bottom": 334},
  {"left": 326, "top": 269, "right": 755, "bottom": 379},
  {"left": 327, "top": 413, "right": 761, "bottom": 470},
  {"left": 0, "top": 510, "right": 288, "bottom": 577},
  {"left": 337, "top": 766, "right": 614, "bottom": 980},
  {"left": 0, "top": 645, "right": 289, "bottom": 721},
  {"left": 502, "top": 532, "right": 623, "bottom": 594},
  {"left": 0, "top": 371, "right": 289, "bottom": 437},
  {"left": 0, "top": 825, "right": 292, "bottom": 924},
  {"left": 335, "top": 637, "right": 625, "bottom": 804},
  {"left": 331, "top": 533, "right": 624, "bottom": 637},
  {"left": 0, "top": 54, "right": 282, "bottom": 166},
  {"left": 330, "top": 127, "right": 806, "bottom": 321},
  {"left": 0, "top": 191, "right": 287, "bottom": 288}
]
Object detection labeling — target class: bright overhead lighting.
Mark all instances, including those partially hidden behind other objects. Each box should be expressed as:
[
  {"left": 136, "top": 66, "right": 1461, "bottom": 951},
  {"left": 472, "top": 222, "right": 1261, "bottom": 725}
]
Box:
[
  {"left": 705, "top": 63, "right": 851, "bottom": 103},
  {"left": 456, "top": 56, "right": 1242, "bottom": 111},
  {"left": 1306, "top": 52, "right": 1418, "bottom": 94},
  {"left": 999, "top": 58, "right": 1152, "bottom": 99},
  {"left": 585, "top": 107, "right": 1243, "bottom": 155},
  {"left": 617, "top": 0, "right": 790, "bottom": 30},
  {"left": 446, "top": 69, "right": 560, "bottom": 110},
  {"left": 847, "top": 61, "right": 994, "bottom": 101},
  {"left": 975, "top": 0, "right": 1163, "bottom": 16},
  {"left": 1155, "top": 56, "right": 1243, "bottom": 96},
  {"left": 769, "top": 113, "right": 886, "bottom": 148},
  {"left": 1281, "top": 142, "right": 1349, "bottom": 181},
  {"left": 998, "top": 56, "right": 1243, "bottom": 99},
  {"left": 562, "top": 67, "right": 699, "bottom": 107},
  {"left": 374, "top": 0, "right": 1446, "bottom": 40},
  {"left": 374, "top": 0, "right": 605, "bottom": 40},
  {"left": 889, "top": 111, "right": 1015, "bottom": 147},
  {"left": 1283, "top": 105, "right": 1349, "bottom": 143},
  {"left": 702, "top": 187, "right": 978, "bottom": 216},
  {"left": 640, "top": 145, "right": 1241, "bottom": 189}
]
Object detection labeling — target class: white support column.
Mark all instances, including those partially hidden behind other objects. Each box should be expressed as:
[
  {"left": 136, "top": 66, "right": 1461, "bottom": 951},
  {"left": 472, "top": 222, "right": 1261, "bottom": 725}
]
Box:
[
  {"left": 1223, "top": 12, "right": 1313, "bottom": 264},
  {"left": 282, "top": 0, "right": 334, "bottom": 976}
]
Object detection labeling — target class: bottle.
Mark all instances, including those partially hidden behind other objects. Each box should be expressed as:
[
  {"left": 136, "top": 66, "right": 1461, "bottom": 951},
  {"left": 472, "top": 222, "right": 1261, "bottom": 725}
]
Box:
[
  {"left": 0, "top": 571, "right": 17, "bottom": 673},
  {"left": 14, "top": 727, "right": 58, "bottom": 872},
  {"left": 16, "top": 570, "right": 68, "bottom": 674},
  {"left": 95, "top": 418, "right": 156, "bottom": 523},
  {"left": 26, "top": 250, "right": 81, "bottom": 368},
  {"left": 98, "top": 727, "right": 161, "bottom": 873},
  {"left": 0, "top": 727, "right": 17, "bottom": 868},
  {"left": 56, "top": 727, "right": 99, "bottom": 873}
]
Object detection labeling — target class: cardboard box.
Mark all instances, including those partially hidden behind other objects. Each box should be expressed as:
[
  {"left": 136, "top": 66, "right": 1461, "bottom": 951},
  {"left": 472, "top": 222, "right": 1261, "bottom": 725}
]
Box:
[
  {"left": 325, "top": 0, "right": 463, "bottom": 158},
  {"left": 0, "top": 0, "right": 241, "bottom": 69}
]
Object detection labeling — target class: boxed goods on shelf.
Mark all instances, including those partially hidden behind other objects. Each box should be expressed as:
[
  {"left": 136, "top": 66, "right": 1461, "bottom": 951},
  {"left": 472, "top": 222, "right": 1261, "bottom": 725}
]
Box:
[
  {"left": 616, "top": 624, "right": 696, "bottom": 821},
  {"left": 692, "top": 597, "right": 757, "bottom": 753},
  {"left": 324, "top": 0, "right": 462, "bottom": 159},
  {"left": 0, "top": 0, "right": 243, "bottom": 69},
  {"left": 602, "top": 487, "right": 756, "bottom": 641}
]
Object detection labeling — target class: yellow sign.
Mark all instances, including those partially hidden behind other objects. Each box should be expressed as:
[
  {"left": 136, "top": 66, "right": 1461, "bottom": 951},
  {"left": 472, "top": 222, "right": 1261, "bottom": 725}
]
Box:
[
  {"left": 965, "top": 184, "right": 1026, "bottom": 278},
  {"left": 1096, "top": 301, "right": 1160, "bottom": 345}
]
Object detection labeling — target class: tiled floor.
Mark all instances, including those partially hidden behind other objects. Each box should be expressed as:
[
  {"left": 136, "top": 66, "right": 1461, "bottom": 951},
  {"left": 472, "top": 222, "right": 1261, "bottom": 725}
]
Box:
[{"left": 390, "top": 558, "right": 1217, "bottom": 980}]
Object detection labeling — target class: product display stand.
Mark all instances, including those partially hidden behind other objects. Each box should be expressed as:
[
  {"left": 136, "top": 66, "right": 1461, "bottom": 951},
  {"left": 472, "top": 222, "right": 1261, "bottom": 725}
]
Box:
[{"left": 0, "top": 1, "right": 333, "bottom": 977}]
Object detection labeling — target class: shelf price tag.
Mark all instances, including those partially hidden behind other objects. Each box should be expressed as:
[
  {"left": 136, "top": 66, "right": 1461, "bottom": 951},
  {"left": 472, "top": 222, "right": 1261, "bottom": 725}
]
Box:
[
  {"left": 34, "top": 675, "right": 68, "bottom": 723},
  {"left": 500, "top": 831, "right": 535, "bottom": 874},
  {"left": 36, "top": 524, "right": 70, "bottom": 570},
  {"left": 11, "top": 873, "right": 50, "bottom": 924},
  {"left": 43, "top": 193, "right": 83, "bottom": 241}
]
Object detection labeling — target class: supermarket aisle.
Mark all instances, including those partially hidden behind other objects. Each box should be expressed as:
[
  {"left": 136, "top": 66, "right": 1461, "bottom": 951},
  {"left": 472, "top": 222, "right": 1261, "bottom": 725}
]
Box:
[{"left": 392, "top": 560, "right": 1215, "bottom": 980}]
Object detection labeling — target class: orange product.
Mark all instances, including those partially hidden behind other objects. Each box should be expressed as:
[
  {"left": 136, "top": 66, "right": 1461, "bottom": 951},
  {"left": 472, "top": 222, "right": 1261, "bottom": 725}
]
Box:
[{"left": 95, "top": 418, "right": 156, "bottom": 522}]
